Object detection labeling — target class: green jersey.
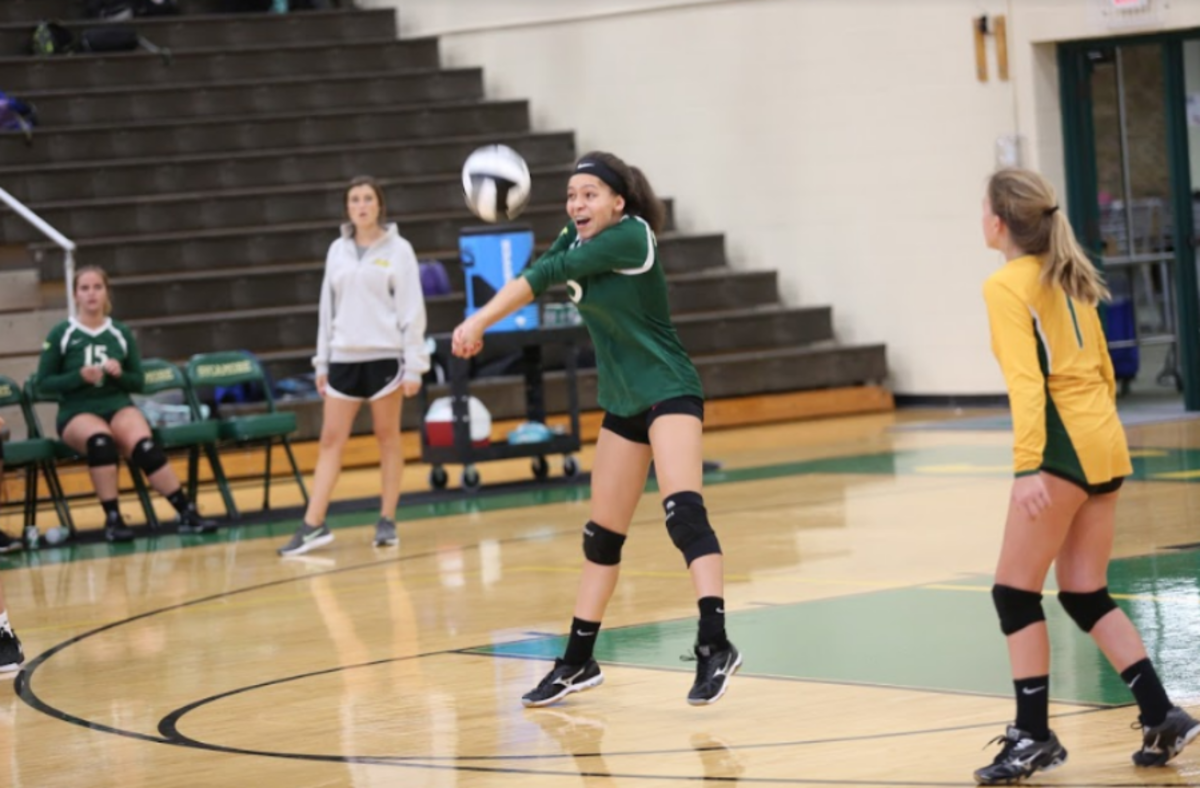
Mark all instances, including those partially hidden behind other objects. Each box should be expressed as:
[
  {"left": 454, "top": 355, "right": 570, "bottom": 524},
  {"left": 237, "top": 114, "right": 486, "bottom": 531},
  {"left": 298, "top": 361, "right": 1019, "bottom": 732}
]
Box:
[
  {"left": 522, "top": 216, "right": 702, "bottom": 417},
  {"left": 37, "top": 318, "right": 144, "bottom": 426}
]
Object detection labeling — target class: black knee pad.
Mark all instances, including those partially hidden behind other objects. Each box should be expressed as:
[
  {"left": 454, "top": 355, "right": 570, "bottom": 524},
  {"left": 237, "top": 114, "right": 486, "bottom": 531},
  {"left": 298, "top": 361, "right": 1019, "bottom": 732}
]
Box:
[
  {"left": 131, "top": 437, "right": 168, "bottom": 475},
  {"left": 86, "top": 434, "right": 119, "bottom": 468},
  {"left": 991, "top": 585, "right": 1046, "bottom": 635},
  {"left": 582, "top": 521, "right": 626, "bottom": 566},
  {"left": 1058, "top": 588, "right": 1118, "bottom": 633},
  {"left": 664, "top": 491, "right": 721, "bottom": 567}
]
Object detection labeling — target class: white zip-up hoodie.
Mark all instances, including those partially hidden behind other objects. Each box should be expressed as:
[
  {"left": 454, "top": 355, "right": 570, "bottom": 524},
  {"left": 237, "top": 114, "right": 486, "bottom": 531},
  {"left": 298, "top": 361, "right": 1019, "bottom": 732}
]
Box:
[{"left": 312, "top": 222, "right": 430, "bottom": 382}]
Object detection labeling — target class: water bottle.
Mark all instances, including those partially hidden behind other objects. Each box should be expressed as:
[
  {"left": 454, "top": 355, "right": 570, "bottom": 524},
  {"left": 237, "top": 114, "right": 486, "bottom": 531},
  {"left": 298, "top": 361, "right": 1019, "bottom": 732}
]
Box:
[{"left": 23, "top": 525, "right": 40, "bottom": 550}]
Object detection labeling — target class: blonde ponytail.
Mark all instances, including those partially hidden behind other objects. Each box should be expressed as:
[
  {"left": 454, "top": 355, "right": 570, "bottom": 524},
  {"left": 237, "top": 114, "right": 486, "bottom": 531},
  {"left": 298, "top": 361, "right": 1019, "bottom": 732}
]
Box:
[
  {"left": 1043, "top": 211, "right": 1109, "bottom": 305},
  {"left": 987, "top": 167, "right": 1110, "bottom": 306}
]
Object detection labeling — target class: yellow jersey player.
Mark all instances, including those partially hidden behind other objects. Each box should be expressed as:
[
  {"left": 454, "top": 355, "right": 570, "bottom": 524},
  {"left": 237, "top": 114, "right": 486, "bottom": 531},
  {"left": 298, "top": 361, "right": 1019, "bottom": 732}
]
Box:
[{"left": 974, "top": 168, "right": 1199, "bottom": 784}]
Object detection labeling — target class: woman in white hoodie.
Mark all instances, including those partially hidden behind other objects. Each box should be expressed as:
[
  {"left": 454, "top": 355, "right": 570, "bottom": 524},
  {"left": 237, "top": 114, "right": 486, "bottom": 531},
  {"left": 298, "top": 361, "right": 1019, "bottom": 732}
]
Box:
[{"left": 277, "top": 176, "right": 430, "bottom": 557}]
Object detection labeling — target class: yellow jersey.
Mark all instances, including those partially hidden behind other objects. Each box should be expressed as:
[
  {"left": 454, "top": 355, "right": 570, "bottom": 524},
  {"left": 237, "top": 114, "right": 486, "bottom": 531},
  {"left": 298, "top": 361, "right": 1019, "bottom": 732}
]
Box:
[{"left": 983, "top": 255, "right": 1131, "bottom": 485}]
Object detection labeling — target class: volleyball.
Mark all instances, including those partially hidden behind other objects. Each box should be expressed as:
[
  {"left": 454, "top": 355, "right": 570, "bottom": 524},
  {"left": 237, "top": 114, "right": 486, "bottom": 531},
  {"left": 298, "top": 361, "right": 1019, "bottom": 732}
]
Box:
[{"left": 462, "top": 144, "right": 531, "bottom": 223}]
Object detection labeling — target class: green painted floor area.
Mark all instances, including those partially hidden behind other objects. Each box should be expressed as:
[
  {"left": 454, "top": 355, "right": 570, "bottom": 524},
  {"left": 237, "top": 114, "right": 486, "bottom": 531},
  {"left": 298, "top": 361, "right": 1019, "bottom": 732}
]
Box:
[{"left": 475, "top": 550, "right": 1200, "bottom": 707}]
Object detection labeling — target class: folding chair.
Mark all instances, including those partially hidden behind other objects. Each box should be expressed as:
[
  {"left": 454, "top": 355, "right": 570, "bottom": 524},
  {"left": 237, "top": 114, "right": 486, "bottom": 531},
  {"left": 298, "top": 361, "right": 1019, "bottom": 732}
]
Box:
[
  {"left": 0, "top": 375, "right": 72, "bottom": 537},
  {"left": 139, "top": 358, "right": 238, "bottom": 519},
  {"left": 186, "top": 351, "right": 308, "bottom": 511}
]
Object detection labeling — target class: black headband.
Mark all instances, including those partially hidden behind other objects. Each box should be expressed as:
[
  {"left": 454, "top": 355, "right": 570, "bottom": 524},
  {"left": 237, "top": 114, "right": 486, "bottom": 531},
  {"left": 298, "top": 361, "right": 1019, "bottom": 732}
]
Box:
[
  {"left": 574, "top": 157, "right": 628, "bottom": 198},
  {"left": 1044, "top": 205, "right": 1059, "bottom": 216}
]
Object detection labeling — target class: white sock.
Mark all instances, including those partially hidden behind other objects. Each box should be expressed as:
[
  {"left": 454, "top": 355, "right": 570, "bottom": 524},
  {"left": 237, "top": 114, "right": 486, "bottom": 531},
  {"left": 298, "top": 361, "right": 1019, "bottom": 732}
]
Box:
[{"left": 0, "top": 610, "right": 9, "bottom": 632}]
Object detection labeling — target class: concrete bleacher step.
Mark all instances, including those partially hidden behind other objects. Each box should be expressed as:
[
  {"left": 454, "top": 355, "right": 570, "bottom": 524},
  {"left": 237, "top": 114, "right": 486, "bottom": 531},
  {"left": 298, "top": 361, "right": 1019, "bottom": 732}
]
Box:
[
  {"left": 697, "top": 344, "right": 887, "bottom": 399},
  {"left": 113, "top": 265, "right": 775, "bottom": 329},
  {"left": 106, "top": 234, "right": 729, "bottom": 320},
  {"left": 0, "top": 122, "right": 562, "bottom": 203},
  {"left": 14, "top": 189, "right": 677, "bottom": 256},
  {"left": 0, "top": 270, "right": 40, "bottom": 313},
  {"left": 120, "top": 265, "right": 755, "bottom": 335},
  {"left": 15, "top": 66, "right": 482, "bottom": 129},
  {"left": 29, "top": 207, "right": 716, "bottom": 280},
  {"left": 3, "top": 166, "right": 575, "bottom": 243},
  {"left": 0, "top": 93, "right": 517, "bottom": 167},
  {"left": 0, "top": 7, "right": 389, "bottom": 54},
  {"left": 26, "top": 205, "right": 578, "bottom": 276},
  {"left": 0, "top": 309, "right": 63, "bottom": 357},
  {"left": 131, "top": 302, "right": 835, "bottom": 381},
  {"left": 0, "top": 37, "right": 438, "bottom": 92}
]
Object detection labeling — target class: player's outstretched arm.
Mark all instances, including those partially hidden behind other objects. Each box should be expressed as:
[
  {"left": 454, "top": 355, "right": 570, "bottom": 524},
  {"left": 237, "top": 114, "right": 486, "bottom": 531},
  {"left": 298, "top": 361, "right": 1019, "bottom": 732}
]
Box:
[{"left": 451, "top": 277, "right": 535, "bottom": 358}]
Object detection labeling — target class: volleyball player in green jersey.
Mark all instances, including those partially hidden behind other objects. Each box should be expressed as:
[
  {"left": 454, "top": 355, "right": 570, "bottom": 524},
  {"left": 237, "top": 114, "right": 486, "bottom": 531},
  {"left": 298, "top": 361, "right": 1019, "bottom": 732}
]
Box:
[
  {"left": 0, "top": 418, "right": 25, "bottom": 673},
  {"left": 37, "top": 267, "right": 217, "bottom": 542},
  {"left": 453, "top": 152, "right": 740, "bottom": 707}
]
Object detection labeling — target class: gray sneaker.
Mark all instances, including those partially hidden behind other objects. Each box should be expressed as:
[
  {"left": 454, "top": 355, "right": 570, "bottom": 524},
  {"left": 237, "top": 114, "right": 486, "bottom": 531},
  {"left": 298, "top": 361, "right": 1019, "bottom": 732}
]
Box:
[
  {"left": 374, "top": 517, "right": 398, "bottom": 547},
  {"left": 974, "top": 726, "right": 1067, "bottom": 785},
  {"left": 277, "top": 523, "right": 334, "bottom": 557},
  {"left": 1133, "top": 706, "right": 1200, "bottom": 767}
]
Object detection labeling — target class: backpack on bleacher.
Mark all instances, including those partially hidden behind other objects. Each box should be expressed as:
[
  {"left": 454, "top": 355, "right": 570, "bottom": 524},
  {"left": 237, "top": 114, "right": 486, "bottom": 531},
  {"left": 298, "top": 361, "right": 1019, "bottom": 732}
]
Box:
[
  {"left": 0, "top": 92, "right": 38, "bottom": 143},
  {"left": 30, "top": 22, "right": 76, "bottom": 55},
  {"left": 419, "top": 260, "right": 452, "bottom": 297},
  {"left": 78, "top": 26, "right": 139, "bottom": 53}
]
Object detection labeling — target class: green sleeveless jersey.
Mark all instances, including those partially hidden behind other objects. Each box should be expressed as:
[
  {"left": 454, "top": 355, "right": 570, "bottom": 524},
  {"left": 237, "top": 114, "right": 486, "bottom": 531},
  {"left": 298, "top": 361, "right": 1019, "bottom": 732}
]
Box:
[
  {"left": 37, "top": 318, "right": 144, "bottom": 425},
  {"left": 522, "top": 217, "right": 703, "bottom": 417}
]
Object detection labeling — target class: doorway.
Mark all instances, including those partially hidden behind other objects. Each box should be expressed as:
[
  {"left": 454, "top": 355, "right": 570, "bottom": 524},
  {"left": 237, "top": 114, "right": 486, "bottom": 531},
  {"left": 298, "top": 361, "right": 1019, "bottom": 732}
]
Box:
[{"left": 1060, "top": 32, "right": 1200, "bottom": 410}]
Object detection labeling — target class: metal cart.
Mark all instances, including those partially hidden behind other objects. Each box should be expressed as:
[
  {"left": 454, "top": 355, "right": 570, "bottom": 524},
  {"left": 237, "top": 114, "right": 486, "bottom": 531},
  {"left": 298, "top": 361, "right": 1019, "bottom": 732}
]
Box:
[{"left": 419, "top": 326, "right": 587, "bottom": 492}]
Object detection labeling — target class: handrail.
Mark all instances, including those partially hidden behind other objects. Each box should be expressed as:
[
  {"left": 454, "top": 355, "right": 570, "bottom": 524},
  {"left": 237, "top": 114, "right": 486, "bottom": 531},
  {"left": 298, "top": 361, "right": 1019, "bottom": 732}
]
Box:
[{"left": 0, "top": 186, "right": 77, "bottom": 316}]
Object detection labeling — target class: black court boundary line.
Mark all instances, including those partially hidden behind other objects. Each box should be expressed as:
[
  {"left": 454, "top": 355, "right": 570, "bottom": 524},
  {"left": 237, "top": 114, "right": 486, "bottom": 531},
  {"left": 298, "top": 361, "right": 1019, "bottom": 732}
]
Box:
[
  {"left": 151, "top": 669, "right": 1180, "bottom": 788},
  {"left": 155, "top": 647, "right": 1119, "bottom": 764},
  {"left": 10, "top": 476, "right": 1186, "bottom": 785}
]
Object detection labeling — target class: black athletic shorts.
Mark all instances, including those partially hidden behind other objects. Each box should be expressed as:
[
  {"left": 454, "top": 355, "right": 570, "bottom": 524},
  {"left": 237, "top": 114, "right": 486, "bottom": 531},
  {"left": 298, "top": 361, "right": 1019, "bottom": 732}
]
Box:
[
  {"left": 57, "top": 406, "right": 132, "bottom": 438},
  {"left": 601, "top": 395, "right": 704, "bottom": 446},
  {"left": 1041, "top": 467, "right": 1124, "bottom": 496},
  {"left": 326, "top": 359, "right": 403, "bottom": 401}
]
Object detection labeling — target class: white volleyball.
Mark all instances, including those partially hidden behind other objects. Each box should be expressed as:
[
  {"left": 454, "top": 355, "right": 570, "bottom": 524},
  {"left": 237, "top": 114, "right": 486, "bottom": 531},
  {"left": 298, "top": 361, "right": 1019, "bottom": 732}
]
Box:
[{"left": 462, "top": 144, "right": 531, "bottom": 223}]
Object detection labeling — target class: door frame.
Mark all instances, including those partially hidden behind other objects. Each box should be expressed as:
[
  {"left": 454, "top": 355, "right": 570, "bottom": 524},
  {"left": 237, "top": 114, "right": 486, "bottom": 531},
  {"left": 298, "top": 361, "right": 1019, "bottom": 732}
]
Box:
[{"left": 1059, "top": 29, "right": 1200, "bottom": 409}]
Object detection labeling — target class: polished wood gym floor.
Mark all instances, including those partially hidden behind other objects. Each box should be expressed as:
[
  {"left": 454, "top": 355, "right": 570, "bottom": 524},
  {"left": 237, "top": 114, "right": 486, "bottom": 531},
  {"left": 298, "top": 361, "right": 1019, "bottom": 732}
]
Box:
[{"left": 3, "top": 409, "right": 1200, "bottom": 787}]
